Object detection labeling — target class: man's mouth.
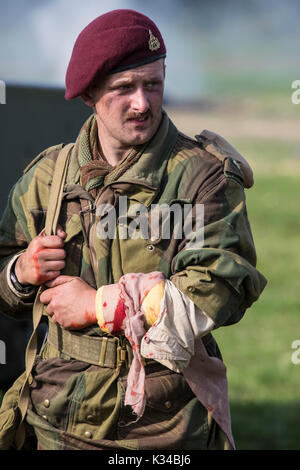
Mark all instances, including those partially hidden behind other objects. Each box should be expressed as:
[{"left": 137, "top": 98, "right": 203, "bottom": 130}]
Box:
[{"left": 126, "top": 113, "right": 151, "bottom": 124}]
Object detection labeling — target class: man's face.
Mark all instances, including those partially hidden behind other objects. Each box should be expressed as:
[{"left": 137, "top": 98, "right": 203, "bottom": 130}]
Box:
[{"left": 92, "top": 59, "right": 165, "bottom": 148}]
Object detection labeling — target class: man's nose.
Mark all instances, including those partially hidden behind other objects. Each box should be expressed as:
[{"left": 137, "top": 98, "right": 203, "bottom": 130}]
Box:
[{"left": 131, "top": 87, "right": 150, "bottom": 113}]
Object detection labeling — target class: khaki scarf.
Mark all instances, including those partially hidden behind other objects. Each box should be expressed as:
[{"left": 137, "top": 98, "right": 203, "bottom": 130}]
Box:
[{"left": 73, "top": 114, "right": 145, "bottom": 197}]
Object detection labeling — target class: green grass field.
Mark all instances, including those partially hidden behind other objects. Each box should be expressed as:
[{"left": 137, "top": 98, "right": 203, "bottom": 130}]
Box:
[{"left": 213, "top": 138, "right": 300, "bottom": 449}]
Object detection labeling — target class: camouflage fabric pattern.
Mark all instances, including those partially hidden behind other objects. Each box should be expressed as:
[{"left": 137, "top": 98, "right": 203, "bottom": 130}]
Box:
[
  {"left": 25, "top": 341, "right": 226, "bottom": 450},
  {"left": 0, "top": 111, "right": 267, "bottom": 449}
]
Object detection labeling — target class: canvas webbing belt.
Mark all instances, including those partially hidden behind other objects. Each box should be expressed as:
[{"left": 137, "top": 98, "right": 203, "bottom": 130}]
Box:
[
  {"left": 47, "top": 320, "right": 133, "bottom": 369},
  {"left": 47, "top": 319, "right": 212, "bottom": 369},
  {"left": 15, "top": 143, "right": 74, "bottom": 450}
]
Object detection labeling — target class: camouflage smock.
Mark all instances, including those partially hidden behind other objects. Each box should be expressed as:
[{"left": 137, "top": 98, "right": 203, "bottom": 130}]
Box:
[{"left": 0, "top": 111, "right": 267, "bottom": 450}]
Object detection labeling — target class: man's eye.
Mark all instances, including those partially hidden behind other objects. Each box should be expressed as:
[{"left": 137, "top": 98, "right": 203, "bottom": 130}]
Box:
[
  {"left": 118, "top": 85, "right": 131, "bottom": 91},
  {"left": 145, "top": 81, "right": 160, "bottom": 89}
]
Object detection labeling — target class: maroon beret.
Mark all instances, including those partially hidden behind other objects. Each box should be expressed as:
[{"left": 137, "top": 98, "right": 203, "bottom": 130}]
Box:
[{"left": 65, "top": 9, "right": 166, "bottom": 100}]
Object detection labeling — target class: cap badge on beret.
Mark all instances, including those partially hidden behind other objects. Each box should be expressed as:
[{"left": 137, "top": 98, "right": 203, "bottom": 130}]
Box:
[{"left": 148, "top": 30, "right": 160, "bottom": 51}]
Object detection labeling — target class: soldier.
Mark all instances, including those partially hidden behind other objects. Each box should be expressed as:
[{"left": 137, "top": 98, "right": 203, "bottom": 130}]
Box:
[{"left": 0, "top": 9, "right": 266, "bottom": 450}]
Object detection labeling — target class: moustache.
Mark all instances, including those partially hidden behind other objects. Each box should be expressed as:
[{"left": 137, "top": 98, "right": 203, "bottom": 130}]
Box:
[{"left": 125, "top": 111, "right": 151, "bottom": 120}]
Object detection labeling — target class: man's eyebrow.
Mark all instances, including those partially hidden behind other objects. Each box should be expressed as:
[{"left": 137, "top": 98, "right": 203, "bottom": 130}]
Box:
[
  {"left": 108, "top": 78, "right": 133, "bottom": 88},
  {"left": 144, "top": 77, "right": 163, "bottom": 83},
  {"left": 108, "top": 75, "right": 163, "bottom": 88}
]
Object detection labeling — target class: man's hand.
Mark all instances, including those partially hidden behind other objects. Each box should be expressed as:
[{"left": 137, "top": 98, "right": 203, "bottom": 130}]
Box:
[
  {"left": 40, "top": 275, "right": 97, "bottom": 330},
  {"left": 15, "top": 227, "right": 66, "bottom": 286}
]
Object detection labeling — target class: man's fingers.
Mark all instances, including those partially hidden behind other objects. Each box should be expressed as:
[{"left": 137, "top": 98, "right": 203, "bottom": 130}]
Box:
[
  {"left": 40, "top": 275, "right": 75, "bottom": 302},
  {"left": 37, "top": 235, "right": 65, "bottom": 249},
  {"left": 39, "top": 225, "right": 66, "bottom": 240},
  {"left": 40, "top": 288, "right": 52, "bottom": 304},
  {"left": 42, "top": 260, "right": 66, "bottom": 272},
  {"left": 45, "top": 275, "right": 76, "bottom": 289},
  {"left": 38, "top": 248, "right": 66, "bottom": 261},
  {"left": 56, "top": 225, "right": 67, "bottom": 239}
]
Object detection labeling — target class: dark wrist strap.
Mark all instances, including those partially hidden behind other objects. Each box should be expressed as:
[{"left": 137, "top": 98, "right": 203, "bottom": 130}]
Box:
[{"left": 10, "top": 260, "right": 35, "bottom": 294}]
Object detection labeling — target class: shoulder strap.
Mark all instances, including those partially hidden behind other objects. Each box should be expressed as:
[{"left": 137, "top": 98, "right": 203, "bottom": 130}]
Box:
[
  {"left": 45, "top": 143, "right": 74, "bottom": 236},
  {"left": 23, "top": 144, "right": 65, "bottom": 175},
  {"left": 195, "top": 129, "right": 254, "bottom": 188},
  {"left": 15, "top": 143, "right": 74, "bottom": 449}
]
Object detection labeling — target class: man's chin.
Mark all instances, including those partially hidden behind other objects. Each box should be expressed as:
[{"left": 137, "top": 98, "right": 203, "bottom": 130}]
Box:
[
  {"left": 128, "top": 124, "right": 161, "bottom": 146},
  {"left": 131, "top": 134, "right": 152, "bottom": 146}
]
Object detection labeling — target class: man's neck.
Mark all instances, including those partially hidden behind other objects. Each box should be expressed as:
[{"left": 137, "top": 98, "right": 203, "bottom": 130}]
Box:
[
  {"left": 95, "top": 115, "right": 132, "bottom": 167},
  {"left": 97, "top": 139, "right": 131, "bottom": 167}
]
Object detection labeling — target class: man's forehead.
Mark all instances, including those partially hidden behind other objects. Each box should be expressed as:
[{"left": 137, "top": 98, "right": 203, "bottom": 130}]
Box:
[{"left": 107, "top": 59, "right": 165, "bottom": 85}]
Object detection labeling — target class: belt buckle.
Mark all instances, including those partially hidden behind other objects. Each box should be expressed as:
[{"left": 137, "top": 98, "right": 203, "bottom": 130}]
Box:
[{"left": 116, "top": 337, "right": 128, "bottom": 369}]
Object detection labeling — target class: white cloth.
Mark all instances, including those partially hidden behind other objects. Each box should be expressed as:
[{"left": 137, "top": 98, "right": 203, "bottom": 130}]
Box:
[
  {"left": 141, "top": 280, "right": 214, "bottom": 372},
  {"left": 141, "top": 280, "right": 235, "bottom": 450}
]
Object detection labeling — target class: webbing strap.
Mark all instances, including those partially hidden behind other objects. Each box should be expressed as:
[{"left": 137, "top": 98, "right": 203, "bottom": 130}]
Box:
[
  {"left": 15, "top": 143, "right": 74, "bottom": 449},
  {"left": 47, "top": 321, "right": 130, "bottom": 368},
  {"left": 44, "top": 144, "right": 74, "bottom": 236}
]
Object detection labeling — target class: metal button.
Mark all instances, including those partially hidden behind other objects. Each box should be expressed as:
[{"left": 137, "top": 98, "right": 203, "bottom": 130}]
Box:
[
  {"left": 41, "top": 414, "right": 48, "bottom": 421},
  {"left": 84, "top": 430, "right": 92, "bottom": 439},
  {"left": 164, "top": 401, "right": 172, "bottom": 409},
  {"left": 187, "top": 286, "right": 195, "bottom": 293},
  {"left": 43, "top": 399, "right": 50, "bottom": 408},
  {"left": 86, "top": 414, "right": 95, "bottom": 423},
  {"left": 147, "top": 244, "right": 154, "bottom": 251}
]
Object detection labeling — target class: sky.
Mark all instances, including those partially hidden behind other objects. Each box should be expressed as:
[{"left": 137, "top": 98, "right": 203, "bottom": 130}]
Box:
[{"left": 0, "top": 0, "right": 299, "bottom": 101}]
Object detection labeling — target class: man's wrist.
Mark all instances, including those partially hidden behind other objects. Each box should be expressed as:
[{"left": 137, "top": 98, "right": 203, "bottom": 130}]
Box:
[
  {"left": 14, "top": 254, "right": 27, "bottom": 285},
  {"left": 9, "top": 257, "right": 36, "bottom": 296}
]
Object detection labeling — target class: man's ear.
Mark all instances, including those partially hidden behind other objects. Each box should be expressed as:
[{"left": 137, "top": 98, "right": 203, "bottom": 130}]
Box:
[{"left": 81, "top": 90, "right": 96, "bottom": 107}]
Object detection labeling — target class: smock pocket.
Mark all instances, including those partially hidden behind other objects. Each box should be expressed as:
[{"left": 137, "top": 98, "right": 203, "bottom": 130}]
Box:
[
  {"left": 0, "top": 407, "right": 20, "bottom": 450},
  {"left": 117, "top": 364, "right": 203, "bottom": 449},
  {"left": 0, "top": 370, "right": 28, "bottom": 450}
]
